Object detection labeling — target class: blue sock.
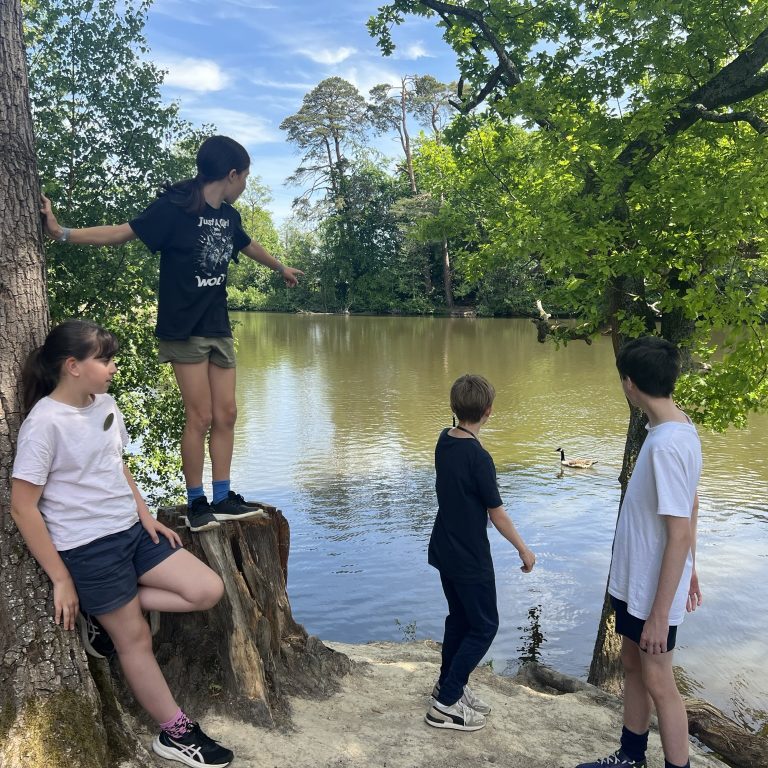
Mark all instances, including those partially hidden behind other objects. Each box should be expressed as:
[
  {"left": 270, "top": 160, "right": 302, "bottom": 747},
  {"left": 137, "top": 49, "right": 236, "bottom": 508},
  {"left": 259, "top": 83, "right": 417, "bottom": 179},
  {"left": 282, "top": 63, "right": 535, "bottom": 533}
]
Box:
[
  {"left": 212, "top": 479, "right": 231, "bottom": 504},
  {"left": 620, "top": 726, "right": 648, "bottom": 762},
  {"left": 186, "top": 485, "right": 205, "bottom": 506},
  {"left": 664, "top": 761, "right": 689, "bottom": 768}
]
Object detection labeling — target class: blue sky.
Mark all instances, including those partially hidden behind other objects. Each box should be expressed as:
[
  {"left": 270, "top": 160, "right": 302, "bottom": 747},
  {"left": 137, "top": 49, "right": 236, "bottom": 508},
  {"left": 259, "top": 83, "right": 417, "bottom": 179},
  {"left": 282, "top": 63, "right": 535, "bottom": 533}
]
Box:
[{"left": 143, "top": 0, "right": 459, "bottom": 225}]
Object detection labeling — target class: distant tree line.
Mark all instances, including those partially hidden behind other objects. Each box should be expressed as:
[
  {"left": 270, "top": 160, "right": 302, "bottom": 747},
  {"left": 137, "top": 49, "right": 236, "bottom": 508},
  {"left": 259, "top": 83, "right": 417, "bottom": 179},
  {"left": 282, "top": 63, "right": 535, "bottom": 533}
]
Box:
[{"left": 229, "top": 74, "right": 553, "bottom": 316}]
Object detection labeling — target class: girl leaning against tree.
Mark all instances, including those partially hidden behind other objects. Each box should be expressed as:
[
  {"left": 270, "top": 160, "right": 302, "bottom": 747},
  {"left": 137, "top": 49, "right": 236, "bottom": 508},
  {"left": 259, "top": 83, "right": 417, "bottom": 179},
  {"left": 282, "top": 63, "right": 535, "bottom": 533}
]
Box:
[{"left": 11, "top": 319, "right": 235, "bottom": 767}]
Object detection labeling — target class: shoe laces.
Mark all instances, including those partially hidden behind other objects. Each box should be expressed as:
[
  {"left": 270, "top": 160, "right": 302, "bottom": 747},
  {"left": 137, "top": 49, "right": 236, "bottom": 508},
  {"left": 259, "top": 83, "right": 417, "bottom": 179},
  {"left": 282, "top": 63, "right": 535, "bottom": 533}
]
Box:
[
  {"left": 462, "top": 684, "right": 481, "bottom": 708},
  {"left": 599, "top": 752, "right": 630, "bottom": 765},
  {"left": 453, "top": 699, "right": 481, "bottom": 722},
  {"left": 229, "top": 491, "right": 246, "bottom": 504},
  {"left": 185, "top": 723, "right": 221, "bottom": 747}
]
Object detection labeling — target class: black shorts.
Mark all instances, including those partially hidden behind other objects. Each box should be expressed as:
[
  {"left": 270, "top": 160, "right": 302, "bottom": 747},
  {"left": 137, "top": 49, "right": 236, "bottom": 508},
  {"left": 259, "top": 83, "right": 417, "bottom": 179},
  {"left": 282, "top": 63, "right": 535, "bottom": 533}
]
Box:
[
  {"left": 59, "top": 521, "right": 179, "bottom": 615},
  {"left": 611, "top": 596, "right": 678, "bottom": 652}
]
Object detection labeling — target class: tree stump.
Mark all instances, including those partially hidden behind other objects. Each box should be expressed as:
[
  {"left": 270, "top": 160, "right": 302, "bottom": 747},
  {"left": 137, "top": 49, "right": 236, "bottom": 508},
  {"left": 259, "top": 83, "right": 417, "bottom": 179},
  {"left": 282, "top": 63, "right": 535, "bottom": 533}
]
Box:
[{"left": 154, "top": 503, "right": 351, "bottom": 727}]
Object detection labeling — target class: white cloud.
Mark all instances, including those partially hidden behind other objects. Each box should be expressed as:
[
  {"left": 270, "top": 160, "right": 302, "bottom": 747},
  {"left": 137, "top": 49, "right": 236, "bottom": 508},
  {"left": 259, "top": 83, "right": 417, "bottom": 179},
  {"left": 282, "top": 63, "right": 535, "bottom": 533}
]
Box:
[
  {"left": 159, "top": 57, "right": 231, "bottom": 92},
  {"left": 400, "top": 43, "right": 433, "bottom": 60},
  {"left": 181, "top": 106, "right": 281, "bottom": 145},
  {"left": 337, "top": 64, "right": 403, "bottom": 98},
  {"left": 249, "top": 77, "right": 316, "bottom": 91},
  {"left": 298, "top": 46, "right": 357, "bottom": 65}
]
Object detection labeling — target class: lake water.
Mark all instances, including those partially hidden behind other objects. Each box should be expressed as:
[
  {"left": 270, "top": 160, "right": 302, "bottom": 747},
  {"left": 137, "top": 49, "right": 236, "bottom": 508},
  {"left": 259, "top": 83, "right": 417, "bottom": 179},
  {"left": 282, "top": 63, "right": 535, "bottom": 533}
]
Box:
[{"left": 229, "top": 312, "right": 767, "bottom": 730}]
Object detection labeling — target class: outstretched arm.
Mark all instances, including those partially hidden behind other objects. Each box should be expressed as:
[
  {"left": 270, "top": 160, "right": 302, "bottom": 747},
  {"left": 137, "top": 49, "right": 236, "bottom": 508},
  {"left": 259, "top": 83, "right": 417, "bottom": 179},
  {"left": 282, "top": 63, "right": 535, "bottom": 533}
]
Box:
[
  {"left": 10, "top": 479, "right": 79, "bottom": 630},
  {"left": 241, "top": 239, "right": 303, "bottom": 287},
  {"left": 488, "top": 505, "right": 536, "bottom": 572},
  {"left": 40, "top": 194, "right": 135, "bottom": 246}
]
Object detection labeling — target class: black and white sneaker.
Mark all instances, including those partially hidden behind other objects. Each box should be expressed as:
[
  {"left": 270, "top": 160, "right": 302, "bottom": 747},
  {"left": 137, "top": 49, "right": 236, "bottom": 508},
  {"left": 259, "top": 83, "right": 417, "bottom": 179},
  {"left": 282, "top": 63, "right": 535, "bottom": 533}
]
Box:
[
  {"left": 211, "top": 491, "right": 267, "bottom": 522},
  {"left": 152, "top": 722, "right": 233, "bottom": 767},
  {"left": 575, "top": 750, "right": 647, "bottom": 768},
  {"left": 77, "top": 611, "right": 116, "bottom": 659},
  {"left": 185, "top": 496, "right": 221, "bottom": 533},
  {"left": 425, "top": 699, "right": 486, "bottom": 731}
]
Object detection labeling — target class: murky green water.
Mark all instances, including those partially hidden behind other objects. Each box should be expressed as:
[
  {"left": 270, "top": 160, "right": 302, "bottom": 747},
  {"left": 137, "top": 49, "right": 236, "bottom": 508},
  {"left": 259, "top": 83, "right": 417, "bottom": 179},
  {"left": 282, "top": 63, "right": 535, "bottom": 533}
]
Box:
[{"left": 230, "top": 312, "right": 767, "bottom": 729}]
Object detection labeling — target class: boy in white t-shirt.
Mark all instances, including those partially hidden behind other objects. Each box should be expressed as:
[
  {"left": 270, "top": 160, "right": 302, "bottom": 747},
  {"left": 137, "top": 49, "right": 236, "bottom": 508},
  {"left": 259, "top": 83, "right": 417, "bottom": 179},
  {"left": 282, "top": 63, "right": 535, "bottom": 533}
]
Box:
[{"left": 575, "top": 337, "right": 702, "bottom": 768}]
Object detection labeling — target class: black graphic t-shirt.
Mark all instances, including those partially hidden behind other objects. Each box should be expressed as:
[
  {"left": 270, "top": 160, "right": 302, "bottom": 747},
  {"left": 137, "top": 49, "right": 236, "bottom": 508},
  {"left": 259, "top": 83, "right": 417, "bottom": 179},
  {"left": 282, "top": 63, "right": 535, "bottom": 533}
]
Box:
[
  {"left": 130, "top": 195, "right": 251, "bottom": 339},
  {"left": 428, "top": 429, "right": 503, "bottom": 583}
]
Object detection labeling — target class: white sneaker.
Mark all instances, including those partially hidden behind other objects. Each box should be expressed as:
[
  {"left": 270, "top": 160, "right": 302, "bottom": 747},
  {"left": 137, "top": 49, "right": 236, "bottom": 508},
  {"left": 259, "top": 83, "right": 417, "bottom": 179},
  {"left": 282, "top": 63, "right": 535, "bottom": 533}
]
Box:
[
  {"left": 425, "top": 699, "right": 486, "bottom": 731},
  {"left": 431, "top": 681, "right": 492, "bottom": 715},
  {"left": 461, "top": 684, "right": 491, "bottom": 715}
]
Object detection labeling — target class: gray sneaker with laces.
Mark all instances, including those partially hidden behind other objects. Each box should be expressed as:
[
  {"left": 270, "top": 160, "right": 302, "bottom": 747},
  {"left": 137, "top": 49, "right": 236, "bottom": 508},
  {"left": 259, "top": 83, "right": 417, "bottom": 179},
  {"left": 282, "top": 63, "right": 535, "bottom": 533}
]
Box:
[{"left": 431, "top": 681, "right": 492, "bottom": 715}]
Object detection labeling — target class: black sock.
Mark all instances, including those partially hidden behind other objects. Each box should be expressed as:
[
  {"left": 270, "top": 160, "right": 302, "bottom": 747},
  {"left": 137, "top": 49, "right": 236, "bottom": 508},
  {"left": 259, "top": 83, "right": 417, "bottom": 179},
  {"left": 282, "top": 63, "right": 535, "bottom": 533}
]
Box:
[
  {"left": 664, "top": 761, "right": 689, "bottom": 768},
  {"left": 620, "top": 725, "right": 648, "bottom": 762}
]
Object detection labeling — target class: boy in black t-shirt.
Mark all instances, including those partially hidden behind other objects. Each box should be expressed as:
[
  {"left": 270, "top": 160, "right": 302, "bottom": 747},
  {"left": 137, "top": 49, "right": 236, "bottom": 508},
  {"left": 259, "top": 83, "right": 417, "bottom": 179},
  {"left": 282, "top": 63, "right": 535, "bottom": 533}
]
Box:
[{"left": 425, "top": 374, "right": 536, "bottom": 732}]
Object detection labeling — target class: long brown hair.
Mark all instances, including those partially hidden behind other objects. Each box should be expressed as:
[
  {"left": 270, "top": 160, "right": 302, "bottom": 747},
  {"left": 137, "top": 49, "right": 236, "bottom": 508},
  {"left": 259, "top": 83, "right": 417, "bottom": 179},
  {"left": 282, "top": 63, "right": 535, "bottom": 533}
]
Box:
[
  {"left": 158, "top": 135, "right": 250, "bottom": 215},
  {"left": 22, "top": 320, "right": 119, "bottom": 414}
]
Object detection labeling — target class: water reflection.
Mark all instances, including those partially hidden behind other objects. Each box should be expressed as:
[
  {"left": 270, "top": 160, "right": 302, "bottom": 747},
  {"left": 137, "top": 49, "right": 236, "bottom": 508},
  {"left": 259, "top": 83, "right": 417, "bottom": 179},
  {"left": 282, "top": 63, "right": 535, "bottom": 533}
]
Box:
[{"left": 230, "top": 312, "right": 768, "bottom": 730}]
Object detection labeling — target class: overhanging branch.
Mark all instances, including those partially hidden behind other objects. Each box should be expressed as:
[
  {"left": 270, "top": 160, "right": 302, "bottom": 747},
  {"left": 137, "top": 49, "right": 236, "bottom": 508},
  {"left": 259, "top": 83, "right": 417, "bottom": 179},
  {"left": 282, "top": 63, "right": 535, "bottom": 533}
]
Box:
[
  {"left": 694, "top": 104, "right": 768, "bottom": 134},
  {"left": 532, "top": 300, "right": 593, "bottom": 345}
]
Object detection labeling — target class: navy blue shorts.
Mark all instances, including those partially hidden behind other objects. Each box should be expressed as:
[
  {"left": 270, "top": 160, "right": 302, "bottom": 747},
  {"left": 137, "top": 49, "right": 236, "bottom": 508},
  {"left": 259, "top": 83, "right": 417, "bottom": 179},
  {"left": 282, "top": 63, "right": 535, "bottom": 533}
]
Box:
[
  {"left": 611, "top": 596, "right": 678, "bottom": 652},
  {"left": 59, "top": 521, "right": 180, "bottom": 615}
]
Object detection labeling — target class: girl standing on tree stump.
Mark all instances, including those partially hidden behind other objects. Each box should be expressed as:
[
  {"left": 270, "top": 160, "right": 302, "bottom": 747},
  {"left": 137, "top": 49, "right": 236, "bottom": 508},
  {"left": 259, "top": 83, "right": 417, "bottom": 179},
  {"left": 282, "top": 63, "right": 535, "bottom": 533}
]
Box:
[
  {"left": 40, "top": 135, "right": 303, "bottom": 532},
  {"left": 11, "top": 320, "right": 234, "bottom": 767}
]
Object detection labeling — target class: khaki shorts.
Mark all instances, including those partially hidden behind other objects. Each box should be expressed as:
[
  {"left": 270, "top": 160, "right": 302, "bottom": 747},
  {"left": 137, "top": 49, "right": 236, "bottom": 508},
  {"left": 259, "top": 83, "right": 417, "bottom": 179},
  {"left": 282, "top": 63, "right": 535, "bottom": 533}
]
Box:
[{"left": 158, "top": 336, "right": 236, "bottom": 368}]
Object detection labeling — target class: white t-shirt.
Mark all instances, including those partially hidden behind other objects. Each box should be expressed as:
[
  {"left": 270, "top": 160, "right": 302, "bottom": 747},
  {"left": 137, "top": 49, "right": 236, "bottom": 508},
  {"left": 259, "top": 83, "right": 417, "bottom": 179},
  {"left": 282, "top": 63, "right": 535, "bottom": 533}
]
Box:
[
  {"left": 608, "top": 418, "right": 702, "bottom": 626},
  {"left": 12, "top": 394, "right": 139, "bottom": 550}
]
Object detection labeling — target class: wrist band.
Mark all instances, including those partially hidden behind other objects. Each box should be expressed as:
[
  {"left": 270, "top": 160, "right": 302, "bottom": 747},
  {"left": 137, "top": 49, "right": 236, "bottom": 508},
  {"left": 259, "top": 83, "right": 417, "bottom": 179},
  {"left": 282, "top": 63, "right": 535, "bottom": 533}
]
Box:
[
  {"left": 275, "top": 262, "right": 286, "bottom": 274},
  {"left": 56, "top": 227, "right": 71, "bottom": 243}
]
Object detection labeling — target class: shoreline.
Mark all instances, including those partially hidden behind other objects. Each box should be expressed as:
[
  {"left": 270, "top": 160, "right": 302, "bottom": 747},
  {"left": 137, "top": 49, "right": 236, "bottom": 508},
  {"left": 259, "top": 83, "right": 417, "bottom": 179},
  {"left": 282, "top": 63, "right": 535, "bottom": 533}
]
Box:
[{"left": 152, "top": 640, "right": 727, "bottom": 768}]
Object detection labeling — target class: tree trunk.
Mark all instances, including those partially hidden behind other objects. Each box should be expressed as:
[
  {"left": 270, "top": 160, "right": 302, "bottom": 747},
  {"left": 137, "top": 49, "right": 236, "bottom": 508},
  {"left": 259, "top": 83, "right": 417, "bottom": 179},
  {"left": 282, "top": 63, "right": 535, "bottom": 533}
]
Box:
[
  {"left": 154, "top": 505, "right": 352, "bottom": 726},
  {"left": 441, "top": 236, "right": 453, "bottom": 308},
  {"left": 0, "top": 4, "right": 140, "bottom": 766},
  {"left": 587, "top": 404, "right": 648, "bottom": 692}
]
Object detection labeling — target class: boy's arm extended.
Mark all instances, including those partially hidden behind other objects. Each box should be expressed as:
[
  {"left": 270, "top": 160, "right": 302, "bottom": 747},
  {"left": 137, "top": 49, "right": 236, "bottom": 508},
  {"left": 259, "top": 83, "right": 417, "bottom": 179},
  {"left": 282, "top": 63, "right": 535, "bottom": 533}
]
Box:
[
  {"left": 40, "top": 194, "right": 135, "bottom": 246},
  {"left": 488, "top": 505, "right": 536, "bottom": 572},
  {"left": 641, "top": 514, "right": 692, "bottom": 654},
  {"left": 10, "top": 479, "right": 79, "bottom": 630}
]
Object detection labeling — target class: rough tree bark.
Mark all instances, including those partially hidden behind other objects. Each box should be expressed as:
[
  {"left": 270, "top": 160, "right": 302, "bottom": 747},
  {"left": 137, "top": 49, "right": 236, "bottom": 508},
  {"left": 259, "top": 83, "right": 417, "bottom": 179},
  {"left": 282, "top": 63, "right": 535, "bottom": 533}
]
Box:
[{"left": 0, "top": 4, "right": 139, "bottom": 766}]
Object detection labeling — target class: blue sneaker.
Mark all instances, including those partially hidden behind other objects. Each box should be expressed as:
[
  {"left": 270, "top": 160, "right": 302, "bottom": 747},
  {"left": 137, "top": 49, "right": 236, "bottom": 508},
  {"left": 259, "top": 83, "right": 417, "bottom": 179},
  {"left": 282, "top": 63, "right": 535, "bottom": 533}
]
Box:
[{"left": 575, "top": 749, "right": 646, "bottom": 767}]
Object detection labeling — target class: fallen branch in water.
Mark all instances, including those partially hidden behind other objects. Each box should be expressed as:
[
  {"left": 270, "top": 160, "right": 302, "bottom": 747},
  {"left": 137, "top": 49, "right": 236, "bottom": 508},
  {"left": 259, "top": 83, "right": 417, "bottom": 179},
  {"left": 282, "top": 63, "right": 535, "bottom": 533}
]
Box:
[{"left": 532, "top": 300, "right": 593, "bottom": 345}]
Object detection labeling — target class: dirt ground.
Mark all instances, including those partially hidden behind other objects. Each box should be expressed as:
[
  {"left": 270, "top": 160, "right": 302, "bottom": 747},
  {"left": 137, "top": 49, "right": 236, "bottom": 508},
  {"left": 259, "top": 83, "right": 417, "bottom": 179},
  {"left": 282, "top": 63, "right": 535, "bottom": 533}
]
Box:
[{"left": 181, "top": 640, "right": 726, "bottom": 768}]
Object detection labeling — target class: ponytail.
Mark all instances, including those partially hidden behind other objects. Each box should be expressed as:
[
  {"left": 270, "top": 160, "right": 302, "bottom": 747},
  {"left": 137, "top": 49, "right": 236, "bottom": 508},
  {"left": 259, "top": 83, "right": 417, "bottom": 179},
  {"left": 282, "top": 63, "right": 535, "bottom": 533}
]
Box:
[
  {"left": 159, "top": 135, "right": 250, "bottom": 216},
  {"left": 157, "top": 175, "right": 207, "bottom": 216},
  {"left": 22, "top": 347, "right": 59, "bottom": 416},
  {"left": 21, "top": 320, "right": 119, "bottom": 415}
]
